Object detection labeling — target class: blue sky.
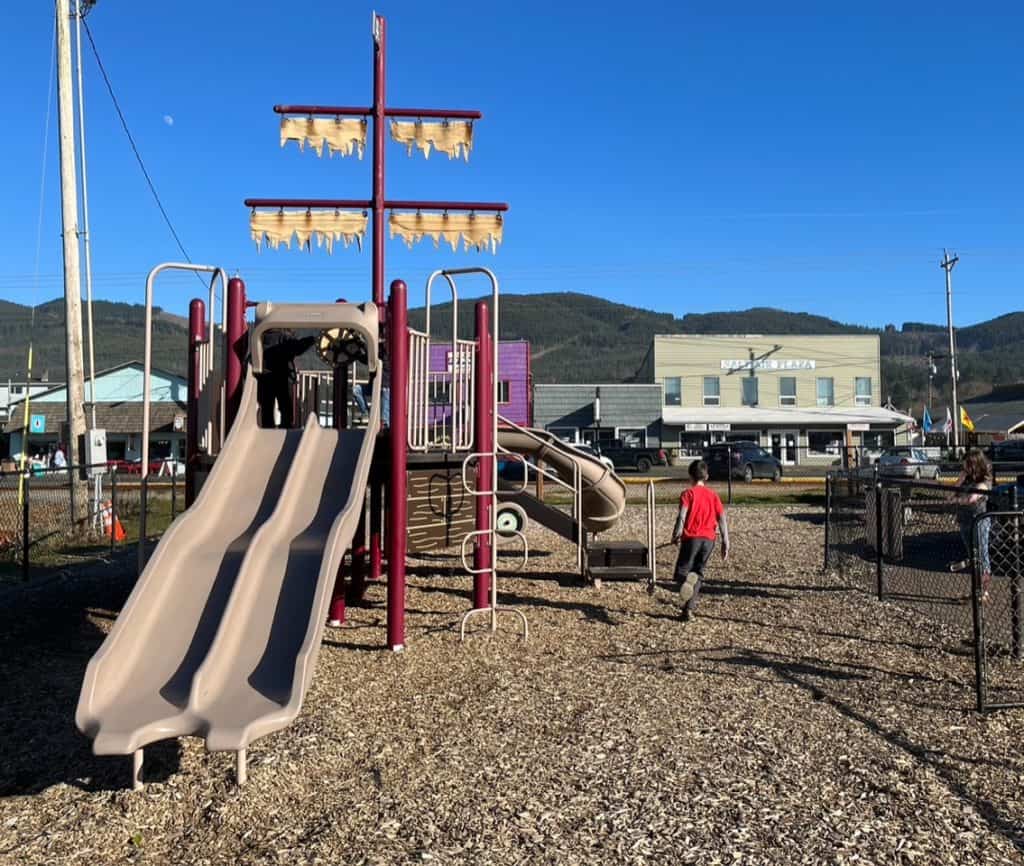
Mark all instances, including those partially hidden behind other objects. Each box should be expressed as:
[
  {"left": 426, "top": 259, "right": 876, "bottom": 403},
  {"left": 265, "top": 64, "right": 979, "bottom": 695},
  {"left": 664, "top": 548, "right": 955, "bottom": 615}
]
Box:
[{"left": 1, "top": 1, "right": 1021, "bottom": 328}]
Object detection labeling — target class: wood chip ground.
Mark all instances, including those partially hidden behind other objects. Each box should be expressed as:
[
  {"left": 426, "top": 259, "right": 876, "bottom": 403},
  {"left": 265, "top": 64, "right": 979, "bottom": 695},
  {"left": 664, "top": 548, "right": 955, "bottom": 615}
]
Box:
[{"left": 1, "top": 504, "right": 1023, "bottom": 865}]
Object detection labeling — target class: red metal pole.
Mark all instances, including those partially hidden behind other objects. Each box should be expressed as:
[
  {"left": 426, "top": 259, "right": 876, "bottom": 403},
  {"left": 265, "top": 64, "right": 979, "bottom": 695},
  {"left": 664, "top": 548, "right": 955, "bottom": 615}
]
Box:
[
  {"left": 185, "top": 298, "right": 206, "bottom": 507},
  {"left": 224, "top": 277, "right": 247, "bottom": 434},
  {"left": 387, "top": 279, "right": 408, "bottom": 651},
  {"left": 348, "top": 505, "right": 367, "bottom": 603},
  {"left": 369, "top": 472, "right": 382, "bottom": 580},
  {"left": 473, "top": 302, "right": 494, "bottom": 609},
  {"left": 329, "top": 299, "right": 353, "bottom": 623},
  {"left": 327, "top": 581, "right": 347, "bottom": 626},
  {"left": 372, "top": 15, "right": 386, "bottom": 312}
]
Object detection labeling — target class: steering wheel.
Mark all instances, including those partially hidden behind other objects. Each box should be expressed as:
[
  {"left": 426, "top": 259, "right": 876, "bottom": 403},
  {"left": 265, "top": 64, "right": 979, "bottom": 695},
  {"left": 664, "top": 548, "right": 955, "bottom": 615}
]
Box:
[{"left": 317, "top": 328, "right": 368, "bottom": 367}]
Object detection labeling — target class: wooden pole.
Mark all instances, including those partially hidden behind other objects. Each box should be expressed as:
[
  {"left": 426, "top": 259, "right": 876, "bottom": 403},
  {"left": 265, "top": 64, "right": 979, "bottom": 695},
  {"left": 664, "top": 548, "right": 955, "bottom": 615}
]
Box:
[{"left": 56, "top": 0, "right": 88, "bottom": 497}]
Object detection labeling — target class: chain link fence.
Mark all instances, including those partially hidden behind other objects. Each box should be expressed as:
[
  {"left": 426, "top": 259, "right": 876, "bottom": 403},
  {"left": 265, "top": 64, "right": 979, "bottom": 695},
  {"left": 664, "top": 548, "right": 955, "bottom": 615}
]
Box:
[
  {"left": 0, "top": 464, "right": 183, "bottom": 581},
  {"left": 973, "top": 507, "right": 1024, "bottom": 710},
  {"left": 825, "top": 464, "right": 1024, "bottom": 711},
  {"left": 823, "top": 470, "right": 874, "bottom": 592}
]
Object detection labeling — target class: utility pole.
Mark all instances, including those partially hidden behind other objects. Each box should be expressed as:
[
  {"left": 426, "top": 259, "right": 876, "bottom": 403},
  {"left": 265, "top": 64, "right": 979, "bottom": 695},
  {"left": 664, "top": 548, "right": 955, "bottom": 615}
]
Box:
[
  {"left": 56, "top": 0, "right": 88, "bottom": 503},
  {"left": 940, "top": 250, "right": 960, "bottom": 452},
  {"left": 75, "top": 0, "right": 97, "bottom": 430}
]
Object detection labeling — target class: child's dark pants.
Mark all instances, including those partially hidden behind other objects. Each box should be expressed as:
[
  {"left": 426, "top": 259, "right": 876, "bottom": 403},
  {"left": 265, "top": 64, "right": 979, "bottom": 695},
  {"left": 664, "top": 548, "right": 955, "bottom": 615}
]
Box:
[{"left": 673, "top": 537, "right": 715, "bottom": 613}]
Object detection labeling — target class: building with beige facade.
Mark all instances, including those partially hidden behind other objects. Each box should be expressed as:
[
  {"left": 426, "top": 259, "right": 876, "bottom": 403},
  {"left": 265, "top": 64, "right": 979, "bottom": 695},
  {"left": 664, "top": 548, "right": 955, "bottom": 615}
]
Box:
[{"left": 640, "top": 334, "right": 913, "bottom": 465}]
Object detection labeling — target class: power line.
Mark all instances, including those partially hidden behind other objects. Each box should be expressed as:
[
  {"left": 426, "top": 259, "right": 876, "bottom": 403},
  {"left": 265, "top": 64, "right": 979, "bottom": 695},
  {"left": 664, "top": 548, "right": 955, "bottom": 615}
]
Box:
[{"left": 79, "top": 17, "right": 208, "bottom": 293}]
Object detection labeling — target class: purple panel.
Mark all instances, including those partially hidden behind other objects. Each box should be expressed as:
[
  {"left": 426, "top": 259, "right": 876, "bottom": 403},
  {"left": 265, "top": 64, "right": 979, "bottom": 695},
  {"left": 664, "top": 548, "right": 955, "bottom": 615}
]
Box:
[{"left": 426, "top": 340, "right": 530, "bottom": 427}]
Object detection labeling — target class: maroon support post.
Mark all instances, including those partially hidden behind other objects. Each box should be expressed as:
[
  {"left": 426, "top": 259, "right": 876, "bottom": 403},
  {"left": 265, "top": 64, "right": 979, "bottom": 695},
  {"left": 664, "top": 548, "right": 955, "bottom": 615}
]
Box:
[
  {"left": 224, "top": 277, "right": 248, "bottom": 435},
  {"left": 369, "top": 475, "right": 383, "bottom": 580},
  {"left": 347, "top": 507, "right": 368, "bottom": 604},
  {"left": 472, "top": 302, "right": 494, "bottom": 610},
  {"left": 185, "top": 298, "right": 206, "bottom": 507},
  {"left": 372, "top": 14, "right": 386, "bottom": 312},
  {"left": 328, "top": 366, "right": 350, "bottom": 623},
  {"left": 387, "top": 279, "right": 408, "bottom": 651}
]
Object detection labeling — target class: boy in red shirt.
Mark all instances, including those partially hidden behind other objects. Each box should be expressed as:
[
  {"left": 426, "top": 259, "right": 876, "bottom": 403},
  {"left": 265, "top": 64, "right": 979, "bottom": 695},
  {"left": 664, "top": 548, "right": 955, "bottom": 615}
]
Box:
[{"left": 671, "top": 459, "right": 730, "bottom": 621}]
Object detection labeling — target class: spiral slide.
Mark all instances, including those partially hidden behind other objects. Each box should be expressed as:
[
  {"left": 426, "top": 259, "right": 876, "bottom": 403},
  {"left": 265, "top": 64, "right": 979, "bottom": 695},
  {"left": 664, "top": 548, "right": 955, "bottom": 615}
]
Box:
[
  {"left": 77, "top": 302, "right": 380, "bottom": 762},
  {"left": 496, "top": 425, "right": 627, "bottom": 536}
]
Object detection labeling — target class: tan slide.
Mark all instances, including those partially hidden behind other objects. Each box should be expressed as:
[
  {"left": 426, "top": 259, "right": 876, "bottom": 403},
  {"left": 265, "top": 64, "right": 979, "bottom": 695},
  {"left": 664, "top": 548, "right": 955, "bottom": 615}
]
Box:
[
  {"left": 497, "top": 425, "right": 626, "bottom": 532},
  {"left": 189, "top": 377, "right": 380, "bottom": 752},
  {"left": 77, "top": 302, "right": 380, "bottom": 760}
]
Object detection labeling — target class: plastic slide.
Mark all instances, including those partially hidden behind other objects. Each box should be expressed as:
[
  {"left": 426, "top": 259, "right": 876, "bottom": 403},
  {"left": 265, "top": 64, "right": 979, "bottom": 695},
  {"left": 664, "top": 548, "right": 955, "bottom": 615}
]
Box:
[
  {"left": 497, "top": 425, "right": 627, "bottom": 533},
  {"left": 189, "top": 385, "right": 379, "bottom": 751},
  {"left": 77, "top": 302, "right": 380, "bottom": 758}
]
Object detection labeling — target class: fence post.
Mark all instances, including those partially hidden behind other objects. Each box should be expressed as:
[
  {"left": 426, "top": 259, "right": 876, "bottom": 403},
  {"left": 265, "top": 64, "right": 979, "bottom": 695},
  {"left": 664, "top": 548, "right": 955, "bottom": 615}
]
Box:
[
  {"left": 21, "top": 472, "right": 30, "bottom": 581},
  {"left": 727, "top": 444, "right": 733, "bottom": 505},
  {"left": 110, "top": 467, "right": 118, "bottom": 556},
  {"left": 1011, "top": 487, "right": 1021, "bottom": 661},
  {"left": 137, "top": 476, "right": 148, "bottom": 576},
  {"left": 875, "top": 479, "right": 884, "bottom": 600},
  {"left": 823, "top": 474, "right": 832, "bottom": 573},
  {"left": 171, "top": 468, "right": 178, "bottom": 519},
  {"left": 970, "top": 514, "right": 987, "bottom": 712}
]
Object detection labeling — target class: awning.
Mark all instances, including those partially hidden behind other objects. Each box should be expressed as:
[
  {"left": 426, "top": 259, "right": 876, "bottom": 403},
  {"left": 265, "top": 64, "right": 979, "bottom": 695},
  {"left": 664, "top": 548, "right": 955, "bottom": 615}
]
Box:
[{"left": 662, "top": 406, "right": 914, "bottom": 428}]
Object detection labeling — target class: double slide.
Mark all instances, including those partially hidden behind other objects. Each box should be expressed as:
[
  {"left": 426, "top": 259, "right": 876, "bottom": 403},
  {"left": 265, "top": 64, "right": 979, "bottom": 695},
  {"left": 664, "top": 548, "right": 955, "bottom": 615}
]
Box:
[{"left": 77, "top": 303, "right": 380, "bottom": 759}]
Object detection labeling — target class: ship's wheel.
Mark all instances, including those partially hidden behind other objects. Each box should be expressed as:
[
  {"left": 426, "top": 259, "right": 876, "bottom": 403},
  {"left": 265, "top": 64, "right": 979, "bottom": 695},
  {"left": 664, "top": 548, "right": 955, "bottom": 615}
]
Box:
[{"left": 317, "top": 328, "right": 368, "bottom": 367}]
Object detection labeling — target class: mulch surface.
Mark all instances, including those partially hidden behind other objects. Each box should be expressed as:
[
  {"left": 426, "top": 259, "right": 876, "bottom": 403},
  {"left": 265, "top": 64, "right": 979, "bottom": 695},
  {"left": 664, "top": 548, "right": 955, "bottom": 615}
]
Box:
[{"left": 1, "top": 505, "right": 1023, "bottom": 865}]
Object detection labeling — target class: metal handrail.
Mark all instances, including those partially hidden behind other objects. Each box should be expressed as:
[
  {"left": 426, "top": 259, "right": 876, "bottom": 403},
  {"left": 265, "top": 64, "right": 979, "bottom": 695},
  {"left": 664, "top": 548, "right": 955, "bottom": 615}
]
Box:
[
  {"left": 647, "top": 480, "right": 657, "bottom": 589},
  {"left": 460, "top": 451, "right": 529, "bottom": 496},
  {"left": 459, "top": 527, "right": 529, "bottom": 576},
  {"left": 494, "top": 443, "right": 576, "bottom": 494},
  {"left": 460, "top": 529, "right": 497, "bottom": 575},
  {"left": 141, "top": 262, "right": 228, "bottom": 575},
  {"left": 437, "top": 267, "right": 528, "bottom": 642}
]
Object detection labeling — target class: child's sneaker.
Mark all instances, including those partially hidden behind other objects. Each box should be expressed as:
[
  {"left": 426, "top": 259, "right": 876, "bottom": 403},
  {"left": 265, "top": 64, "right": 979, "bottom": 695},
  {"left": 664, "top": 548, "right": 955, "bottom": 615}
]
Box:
[
  {"left": 681, "top": 606, "right": 694, "bottom": 622},
  {"left": 678, "top": 572, "right": 700, "bottom": 605}
]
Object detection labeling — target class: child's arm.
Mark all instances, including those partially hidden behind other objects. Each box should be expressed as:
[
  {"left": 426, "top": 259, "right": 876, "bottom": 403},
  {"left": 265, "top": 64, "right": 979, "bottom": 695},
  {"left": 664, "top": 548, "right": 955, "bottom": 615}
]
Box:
[
  {"left": 671, "top": 504, "right": 688, "bottom": 545},
  {"left": 718, "top": 512, "right": 730, "bottom": 561}
]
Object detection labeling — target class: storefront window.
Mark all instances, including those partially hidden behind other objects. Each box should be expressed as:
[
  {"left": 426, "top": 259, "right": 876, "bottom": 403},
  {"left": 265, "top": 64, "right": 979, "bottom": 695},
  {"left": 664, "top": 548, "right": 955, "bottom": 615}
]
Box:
[
  {"left": 862, "top": 430, "right": 894, "bottom": 450},
  {"left": 549, "top": 427, "right": 577, "bottom": 443},
  {"left": 582, "top": 428, "right": 616, "bottom": 446},
  {"left": 664, "top": 377, "right": 681, "bottom": 406},
  {"left": 779, "top": 377, "right": 797, "bottom": 406},
  {"left": 703, "top": 377, "right": 720, "bottom": 406},
  {"left": 808, "top": 430, "right": 843, "bottom": 455},
  {"left": 618, "top": 428, "right": 647, "bottom": 447},
  {"left": 816, "top": 377, "right": 835, "bottom": 407}
]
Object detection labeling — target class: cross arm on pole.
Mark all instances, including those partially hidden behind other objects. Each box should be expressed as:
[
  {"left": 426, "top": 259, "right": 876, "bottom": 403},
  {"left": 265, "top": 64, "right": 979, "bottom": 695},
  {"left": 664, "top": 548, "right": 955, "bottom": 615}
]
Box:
[
  {"left": 245, "top": 198, "right": 509, "bottom": 212},
  {"left": 245, "top": 198, "right": 372, "bottom": 209},
  {"left": 274, "top": 104, "right": 483, "bottom": 120}
]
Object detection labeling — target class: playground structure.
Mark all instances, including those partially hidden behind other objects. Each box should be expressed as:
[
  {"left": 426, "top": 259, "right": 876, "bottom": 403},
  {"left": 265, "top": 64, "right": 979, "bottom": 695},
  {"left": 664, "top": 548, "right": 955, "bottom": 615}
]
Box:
[{"left": 75, "top": 14, "right": 654, "bottom": 789}]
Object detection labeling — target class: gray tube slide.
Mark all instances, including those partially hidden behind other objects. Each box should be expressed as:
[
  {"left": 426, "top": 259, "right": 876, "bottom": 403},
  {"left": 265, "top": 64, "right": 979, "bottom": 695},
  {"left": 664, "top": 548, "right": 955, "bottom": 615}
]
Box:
[{"left": 497, "top": 426, "right": 626, "bottom": 533}]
